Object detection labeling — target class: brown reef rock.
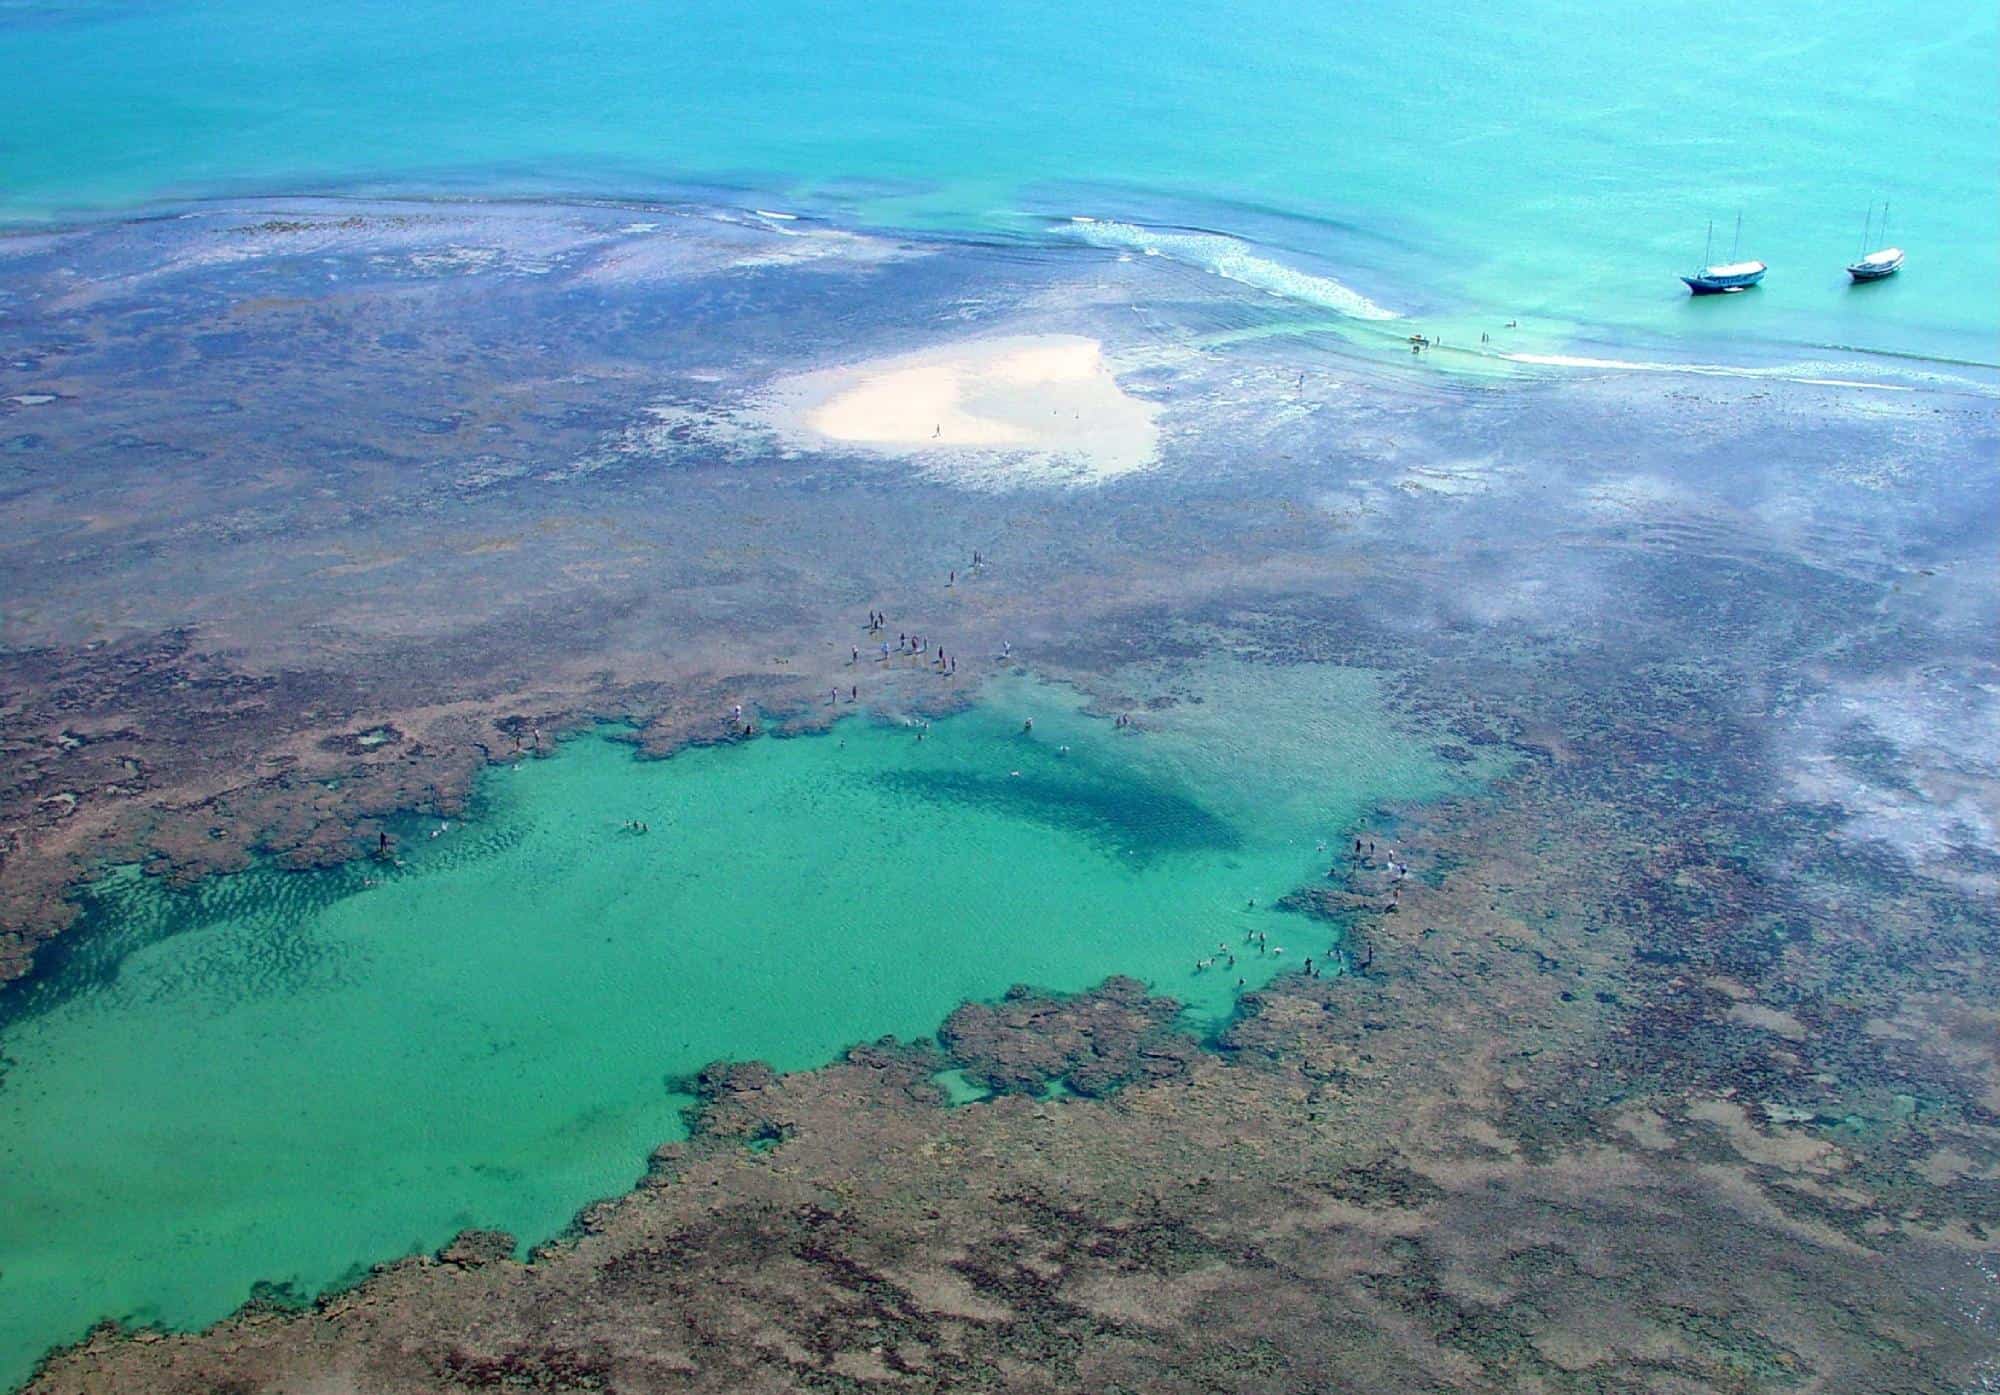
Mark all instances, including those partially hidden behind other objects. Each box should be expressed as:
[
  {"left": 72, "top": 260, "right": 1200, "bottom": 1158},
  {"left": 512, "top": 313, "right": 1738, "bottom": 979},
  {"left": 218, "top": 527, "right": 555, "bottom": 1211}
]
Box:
[{"left": 939, "top": 977, "right": 1200, "bottom": 1097}]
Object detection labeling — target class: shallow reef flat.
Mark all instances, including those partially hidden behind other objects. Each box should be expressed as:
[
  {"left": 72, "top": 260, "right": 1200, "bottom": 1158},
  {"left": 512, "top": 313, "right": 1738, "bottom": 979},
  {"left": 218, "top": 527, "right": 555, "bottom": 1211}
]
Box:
[
  {"left": 1, "top": 200, "right": 1997, "bottom": 1393},
  {"left": 0, "top": 670, "right": 1472, "bottom": 1381}
]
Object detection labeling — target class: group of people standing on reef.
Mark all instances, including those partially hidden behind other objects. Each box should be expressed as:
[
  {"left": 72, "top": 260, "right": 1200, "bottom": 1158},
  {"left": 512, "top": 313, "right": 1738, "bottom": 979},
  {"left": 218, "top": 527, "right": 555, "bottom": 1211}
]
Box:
[
  {"left": 1195, "top": 921, "right": 1336, "bottom": 984},
  {"left": 888, "top": 632, "right": 957, "bottom": 677},
  {"left": 1340, "top": 836, "right": 1409, "bottom": 906},
  {"left": 732, "top": 552, "right": 998, "bottom": 740},
  {"left": 1198, "top": 834, "right": 1402, "bottom": 983}
]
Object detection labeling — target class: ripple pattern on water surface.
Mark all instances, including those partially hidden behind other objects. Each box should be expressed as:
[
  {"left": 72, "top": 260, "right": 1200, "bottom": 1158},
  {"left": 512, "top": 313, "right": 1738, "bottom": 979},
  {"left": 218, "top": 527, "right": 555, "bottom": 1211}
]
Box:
[{"left": 4, "top": 865, "right": 367, "bottom": 1023}]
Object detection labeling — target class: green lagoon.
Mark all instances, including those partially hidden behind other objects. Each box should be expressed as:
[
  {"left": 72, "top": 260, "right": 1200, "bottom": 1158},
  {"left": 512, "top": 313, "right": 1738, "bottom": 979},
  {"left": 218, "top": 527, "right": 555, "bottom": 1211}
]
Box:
[{"left": 0, "top": 667, "right": 1468, "bottom": 1385}]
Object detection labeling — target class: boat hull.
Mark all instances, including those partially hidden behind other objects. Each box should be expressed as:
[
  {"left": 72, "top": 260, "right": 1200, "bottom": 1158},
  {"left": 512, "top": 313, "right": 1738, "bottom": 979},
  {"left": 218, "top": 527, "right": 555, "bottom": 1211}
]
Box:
[
  {"left": 1682, "top": 271, "right": 1765, "bottom": 295},
  {"left": 1848, "top": 254, "right": 1903, "bottom": 282}
]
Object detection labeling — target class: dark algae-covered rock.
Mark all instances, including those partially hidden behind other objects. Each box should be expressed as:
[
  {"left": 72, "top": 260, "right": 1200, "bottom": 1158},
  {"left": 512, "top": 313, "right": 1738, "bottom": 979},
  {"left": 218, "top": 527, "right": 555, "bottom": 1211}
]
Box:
[
  {"left": 938, "top": 978, "right": 1199, "bottom": 1097},
  {"left": 435, "top": 1231, "right": 517, "bottom": 1271}
]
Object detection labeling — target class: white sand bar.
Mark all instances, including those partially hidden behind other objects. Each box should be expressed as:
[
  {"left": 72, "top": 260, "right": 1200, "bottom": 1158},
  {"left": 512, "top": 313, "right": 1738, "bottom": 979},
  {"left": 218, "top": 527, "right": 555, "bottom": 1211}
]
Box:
[{"left": 768, "top": 335, "right": 1161, "bottom": 487}]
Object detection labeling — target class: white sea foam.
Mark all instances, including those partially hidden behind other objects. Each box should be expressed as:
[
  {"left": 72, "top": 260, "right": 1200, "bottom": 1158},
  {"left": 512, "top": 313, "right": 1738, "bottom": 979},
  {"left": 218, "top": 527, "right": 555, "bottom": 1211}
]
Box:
[
  {"left": 1502, "top": 350, "right": 1919, "bottom": 391},
  {"left": 1064, "top": 216, "right": 1400, "bottom": 321}
]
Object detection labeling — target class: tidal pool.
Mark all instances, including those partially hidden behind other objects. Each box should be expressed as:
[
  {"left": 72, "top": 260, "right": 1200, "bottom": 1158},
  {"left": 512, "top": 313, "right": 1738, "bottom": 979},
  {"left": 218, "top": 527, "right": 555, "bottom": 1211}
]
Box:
[{"left": 0, "top": 666, "right": 1468, "bottom": 1386}]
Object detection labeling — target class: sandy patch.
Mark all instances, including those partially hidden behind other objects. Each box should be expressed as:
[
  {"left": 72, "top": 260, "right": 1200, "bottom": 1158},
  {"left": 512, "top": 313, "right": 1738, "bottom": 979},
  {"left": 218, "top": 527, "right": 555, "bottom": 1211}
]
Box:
[
  {"left": 1686, "top": 1098, "right": 1843, "bottom": 1174},
  {"left": 1726, "top": 1001, "right": 1808, "bottom": 1041},
  {"left": 1918, "top": 1148, "right": 2000, "bottom": 1186},
  {"left": 766, "top": 335, "right": 1161, "bottom": 488},
  {"left": 1611, "top": 1109, "right": 1674, "bottom": 1151}
]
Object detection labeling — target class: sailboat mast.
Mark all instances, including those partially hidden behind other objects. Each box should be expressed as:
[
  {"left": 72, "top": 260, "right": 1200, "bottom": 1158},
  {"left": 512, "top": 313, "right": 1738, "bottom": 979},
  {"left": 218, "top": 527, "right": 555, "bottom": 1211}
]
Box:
[
  {"left": 1859, "top": 203, "right": 1872, "bottom": 258},
  {"left": 1882, "top": 202, "right": 1890, "bottom": 248},
  {"left": 1704, "top": 219, "right": 1714, "bottom": 269},
  {"left": 1731, "top": 211, "right": 1742, "bottom": 261}
]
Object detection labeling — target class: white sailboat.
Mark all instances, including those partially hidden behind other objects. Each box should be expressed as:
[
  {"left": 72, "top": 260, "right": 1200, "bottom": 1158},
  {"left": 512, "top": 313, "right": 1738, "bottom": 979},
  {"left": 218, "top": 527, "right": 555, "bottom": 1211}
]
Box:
[
  {"left": 1682, "top": 213, "right": 1766, "bottom": 295},
  {"left": 1848, "top": 202, "right": 1904, "bottom": 282}
]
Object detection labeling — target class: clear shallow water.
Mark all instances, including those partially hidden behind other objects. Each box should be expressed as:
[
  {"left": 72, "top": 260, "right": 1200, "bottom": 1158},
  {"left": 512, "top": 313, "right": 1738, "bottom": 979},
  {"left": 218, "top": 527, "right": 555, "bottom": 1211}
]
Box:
[
  {"left": 0, "top": 669, "right": 1466, "bottom": 1387},
  {"left": 0, "top": 0, "right": 1993, "bottom": 365}
]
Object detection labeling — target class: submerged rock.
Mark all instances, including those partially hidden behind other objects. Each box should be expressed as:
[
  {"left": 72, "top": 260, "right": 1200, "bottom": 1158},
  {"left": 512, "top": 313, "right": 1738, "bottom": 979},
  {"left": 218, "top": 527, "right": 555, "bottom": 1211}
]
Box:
[{"left": 435, "top": 1229, "right": 516, "bottom": 1270}]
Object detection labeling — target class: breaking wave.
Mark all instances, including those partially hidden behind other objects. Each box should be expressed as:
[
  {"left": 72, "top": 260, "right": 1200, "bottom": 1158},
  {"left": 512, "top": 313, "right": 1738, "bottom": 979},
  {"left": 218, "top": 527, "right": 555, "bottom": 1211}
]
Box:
[
  {"left": 1502, "top": 350, "right": 1919, "bottom": 391},
  {"left": 1063, "top": 216, "right": 1400, "bottom": 321}
]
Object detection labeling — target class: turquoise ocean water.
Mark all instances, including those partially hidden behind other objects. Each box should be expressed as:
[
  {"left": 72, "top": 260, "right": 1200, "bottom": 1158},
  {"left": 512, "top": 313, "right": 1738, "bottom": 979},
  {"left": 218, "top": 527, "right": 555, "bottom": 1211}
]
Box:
[{"left": 1, "top": 0, "right": 1995, "bottom": 365}]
